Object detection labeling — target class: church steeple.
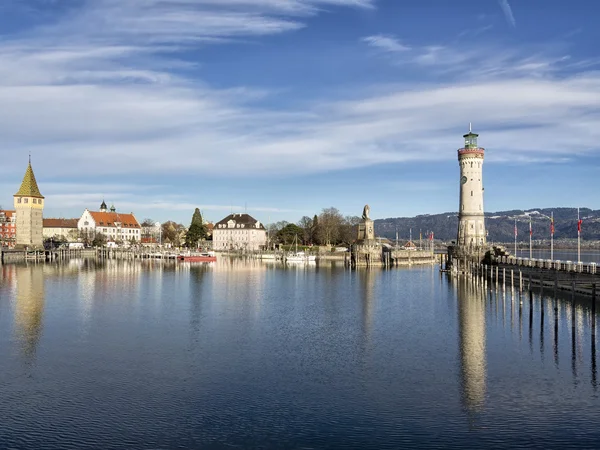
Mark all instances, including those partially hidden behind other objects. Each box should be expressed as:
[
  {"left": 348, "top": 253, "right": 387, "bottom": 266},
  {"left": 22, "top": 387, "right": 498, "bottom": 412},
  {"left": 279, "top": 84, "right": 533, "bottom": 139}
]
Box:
[{"left": 100, "top": 200, "right": 107, "bottom": 212}]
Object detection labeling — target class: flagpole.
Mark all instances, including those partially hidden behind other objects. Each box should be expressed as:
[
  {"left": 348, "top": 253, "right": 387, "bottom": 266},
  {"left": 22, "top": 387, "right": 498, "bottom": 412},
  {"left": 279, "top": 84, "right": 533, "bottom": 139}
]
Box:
[
  {"left": 529, "top": 217, "right": 532, "bottom": 259},
  {"left": 578, "top": 207, "right": 581, "bottom": 263},
  {"left": 550, "top": 211, "right": 554, "bottom": 261},
  {"left": 514, "top": 218, "right": 517, "bottom": 256}
]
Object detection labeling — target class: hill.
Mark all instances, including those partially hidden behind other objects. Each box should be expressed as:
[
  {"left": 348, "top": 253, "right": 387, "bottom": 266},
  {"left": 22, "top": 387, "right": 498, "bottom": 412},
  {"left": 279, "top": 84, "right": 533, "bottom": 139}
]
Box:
[{"left": 374, "top": 208, "right": 600, "bottom": 243}]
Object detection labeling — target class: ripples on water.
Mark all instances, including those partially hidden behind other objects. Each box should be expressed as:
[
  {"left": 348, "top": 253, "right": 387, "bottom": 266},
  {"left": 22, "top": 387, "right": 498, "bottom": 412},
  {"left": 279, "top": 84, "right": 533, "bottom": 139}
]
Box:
[{"left": 0, "top": 258, "right": 599, "bottom": 449}]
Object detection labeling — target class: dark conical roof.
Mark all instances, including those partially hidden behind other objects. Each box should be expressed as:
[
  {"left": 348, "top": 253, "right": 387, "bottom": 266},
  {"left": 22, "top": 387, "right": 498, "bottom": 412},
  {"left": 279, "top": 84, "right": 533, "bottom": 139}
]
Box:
[
  {"left": 100, "top": 200, "right": 107, "bottom": 209},
  {"left": 15, "top": 162, "right": 44, "bottom": 198}
]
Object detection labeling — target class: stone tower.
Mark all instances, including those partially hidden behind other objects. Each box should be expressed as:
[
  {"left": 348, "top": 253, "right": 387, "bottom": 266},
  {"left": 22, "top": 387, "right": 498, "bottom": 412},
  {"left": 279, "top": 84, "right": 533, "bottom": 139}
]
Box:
[
  {"left": 457, "top": 126, "right": 486, "bottom": 249},
  {"left": 14, "top": 159, "right": 44, "bottom": 249}
]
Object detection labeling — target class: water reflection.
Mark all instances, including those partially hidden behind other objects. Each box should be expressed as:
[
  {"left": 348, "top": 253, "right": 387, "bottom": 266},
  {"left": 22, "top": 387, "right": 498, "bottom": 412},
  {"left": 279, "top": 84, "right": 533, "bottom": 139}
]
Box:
[
  {"left": 14, "top": 264, "right": 45, "bottom": 363},
  {"left": 358, "top": 268, "right": 375, "bottom": 340},
  {"left": 456, "top": 279, "right": 487, "bottom": 415}
]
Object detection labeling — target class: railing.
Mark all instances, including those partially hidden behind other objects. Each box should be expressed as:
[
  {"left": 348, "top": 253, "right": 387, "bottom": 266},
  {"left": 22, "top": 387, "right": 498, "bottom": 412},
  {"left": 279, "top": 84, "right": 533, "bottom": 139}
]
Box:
[{"left": 499, "top": 255, "right": 597, "bottom": 275}]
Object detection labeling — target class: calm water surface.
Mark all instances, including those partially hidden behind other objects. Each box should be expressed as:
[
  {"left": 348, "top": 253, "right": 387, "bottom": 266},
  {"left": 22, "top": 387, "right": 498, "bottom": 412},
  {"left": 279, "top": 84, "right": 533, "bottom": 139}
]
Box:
[{"left": 0, "top": 258, "right": 599, "bottom": 449}]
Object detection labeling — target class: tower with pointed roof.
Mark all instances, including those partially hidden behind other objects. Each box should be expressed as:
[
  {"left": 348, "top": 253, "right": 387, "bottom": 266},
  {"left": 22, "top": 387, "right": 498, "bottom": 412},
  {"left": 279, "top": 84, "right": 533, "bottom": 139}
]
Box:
[
  {"left": 100, "top": 200, "right": 107, "bottom": 212},
  {"left": 14, "top": 159, "right": 45, "bottom": 249}
]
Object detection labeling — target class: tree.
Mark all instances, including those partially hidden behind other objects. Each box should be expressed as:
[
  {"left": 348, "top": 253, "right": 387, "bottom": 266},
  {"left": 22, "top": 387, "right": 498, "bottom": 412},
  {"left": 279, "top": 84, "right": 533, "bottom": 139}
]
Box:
[
  {"left": 92, "top": 232, "right": 107, "bottom": 247},
  {"left": 161, "top": 221, "right": 185, "bottom": 246},
  {"left": 277, "top": 223, "right": 304, "bottom": 245},
  {"left": 318, "top": 207, "right": 344, "bottom": 246},
  {"left": 339, "top": 215, "right": 361, "bottom": 245},
  {"left": 141, "top": 218, "right": 155, "bottom": 227},
  {"left": 297, "top": 216, "right": 313, "bottom": 245},
  {"left": 185, "top": 208, "right": 207, "bottom": 248},
  {"left": 311, "top": 214, "right": 320, "bottom": 245}
]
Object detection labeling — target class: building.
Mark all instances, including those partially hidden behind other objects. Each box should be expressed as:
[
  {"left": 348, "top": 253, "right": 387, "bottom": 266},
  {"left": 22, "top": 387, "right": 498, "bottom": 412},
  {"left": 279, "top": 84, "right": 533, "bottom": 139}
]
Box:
[
  {"left": 43, "top": 218, "right": 79, "bottom": 242},
  {"left": 457, "top": 125, "right": 486, "bottom": 249},
  {"left": 78, "top": 201, "right": 141, "bottom": 243},
  {"left": 0, "top": 210, "right": 16, "bottom": 248},
  {"left": 14, "top": 159, "right": 45, "bottom": 249},
  {"left": 213, "top": 213, "right": 267, "bottom": 251}
]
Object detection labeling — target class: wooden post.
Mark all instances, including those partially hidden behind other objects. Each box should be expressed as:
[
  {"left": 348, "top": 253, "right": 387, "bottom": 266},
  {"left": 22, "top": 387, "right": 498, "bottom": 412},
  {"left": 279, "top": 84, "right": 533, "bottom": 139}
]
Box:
[
  {"left": 593, "top": 283, "right": 597, "bottom": 338},
  {"left": 519, "top": 270, "right": 523, "bottom": 292},
  {"left": 511, "top": 269, "right": 514, "bottom": 290}
]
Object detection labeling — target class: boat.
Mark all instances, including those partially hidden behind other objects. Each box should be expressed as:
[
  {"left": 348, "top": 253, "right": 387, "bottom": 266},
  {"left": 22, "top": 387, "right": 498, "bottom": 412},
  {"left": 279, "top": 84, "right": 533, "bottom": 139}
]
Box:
[
  {"left": 178, "top": 251, "right": 216, "bottom": 262},
  {"left": 285, "top": 236, "right": 316, "bottom": 263}
]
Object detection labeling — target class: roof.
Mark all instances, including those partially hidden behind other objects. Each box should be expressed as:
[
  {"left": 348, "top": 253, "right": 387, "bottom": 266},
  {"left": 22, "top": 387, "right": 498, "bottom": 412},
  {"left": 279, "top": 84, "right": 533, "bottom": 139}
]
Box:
[
  {"left": 214, "top": 213, "right": 265, "bottom": 230},
  {"left": 0, "top": 210, "right": 15, "bottom": 218},
  {"left": 43, "top": 218, "right": 79, "bottom": 228},
  {"left": 100, "top": 200, "right": 107, "bottom": 209},
  {"left": 15, "top": 162, "right": 44, "bottom": 198},
  {"left": 88, "top": 211, "right": 140, "bottom": 228}
]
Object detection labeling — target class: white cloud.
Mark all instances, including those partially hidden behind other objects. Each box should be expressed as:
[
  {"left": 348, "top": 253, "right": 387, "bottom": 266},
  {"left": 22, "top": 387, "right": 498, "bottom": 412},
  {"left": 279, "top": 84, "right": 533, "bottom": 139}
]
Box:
[
  {"left": 498, "top": 0, "right": 517, "bottom": 28},
  {"left": 363, "top": 34, "right": 411, "bottom": 52}
]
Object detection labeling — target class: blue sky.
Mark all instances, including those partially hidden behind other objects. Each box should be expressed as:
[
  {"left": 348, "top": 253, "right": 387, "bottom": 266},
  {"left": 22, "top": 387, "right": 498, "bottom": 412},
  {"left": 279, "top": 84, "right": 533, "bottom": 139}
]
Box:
[{"left": 0, "top": 0, "right": 599, "bottom": 225}]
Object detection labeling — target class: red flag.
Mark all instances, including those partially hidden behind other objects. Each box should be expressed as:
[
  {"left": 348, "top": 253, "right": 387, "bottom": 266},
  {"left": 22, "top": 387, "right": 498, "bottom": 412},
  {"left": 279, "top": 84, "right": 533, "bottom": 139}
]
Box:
[
  {"left": 550, "top": 217, "right": 554, "bottom": 235},
  {"left": 578, "top": 219, "right": 582, "bottom": 234},
  {"left": 514, "top": 223, "right": 517, "bottom": 237},
  {"left": 529, "top": 220, "right": 532, "bottom": 237}
]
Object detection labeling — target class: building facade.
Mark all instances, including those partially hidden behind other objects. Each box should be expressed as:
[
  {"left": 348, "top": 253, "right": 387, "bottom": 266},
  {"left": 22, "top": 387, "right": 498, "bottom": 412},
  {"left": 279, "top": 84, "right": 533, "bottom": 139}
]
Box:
[
  {"left": 43, "top": 218, "right": 79, "bottom": 241},
  {"left": 213, "top": 213, "right": 267, "bottom": 251},
  {"left": 457, "top": 127, "right": 486, "bottom": 249},
  {"left": 0, "top": 210, "right": 16, "bottom": 248},
  {"left": 14, "top": 160, "right": 44, "bottom": 249},
  {"left": 78, "top": 202, "right": 141, "bottom": 243}
]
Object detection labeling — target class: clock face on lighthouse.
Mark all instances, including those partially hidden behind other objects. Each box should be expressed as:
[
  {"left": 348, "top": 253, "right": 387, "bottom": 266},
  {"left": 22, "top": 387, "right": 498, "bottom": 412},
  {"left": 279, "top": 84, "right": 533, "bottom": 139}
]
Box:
[{"left": 461, "top": 176, "right": 467, "bottom": 184}]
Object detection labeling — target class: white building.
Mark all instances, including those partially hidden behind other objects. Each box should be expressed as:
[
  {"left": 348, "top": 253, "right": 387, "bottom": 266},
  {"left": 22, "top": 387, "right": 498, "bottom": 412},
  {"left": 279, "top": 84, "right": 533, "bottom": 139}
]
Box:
[
  {"left": 457, "top": 126, "right": 486, "bottom": 249},
  {"left": 213, "top": 213, "right": 267, "bottom": 251},
  {"left": 78, "top": 201, "right": 141, "bottom": 243},
  {"left": 43, "top": 218, "right": 79, "bottom": 241}
]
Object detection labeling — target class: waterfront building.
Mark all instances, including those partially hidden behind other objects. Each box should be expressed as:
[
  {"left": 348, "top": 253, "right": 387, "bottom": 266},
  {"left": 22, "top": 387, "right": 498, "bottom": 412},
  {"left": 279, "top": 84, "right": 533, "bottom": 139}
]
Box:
[
  {"left": 213, "top": 213, "right": 267, "bottom": 251},
  {"left": 42, "top": 218, "right": 79, "bottom": 242},
  {"left": 0, "top": 210, "right": 16, "bottom": 248},
  {"left": 14, "top": 160, "right": 44, "bottom": 250},
  {"left": 77, "top": 201, "right": 141, "bottom": 243},
  {"left": 457, "top": 126, "right": 486, "bottom": 249}
]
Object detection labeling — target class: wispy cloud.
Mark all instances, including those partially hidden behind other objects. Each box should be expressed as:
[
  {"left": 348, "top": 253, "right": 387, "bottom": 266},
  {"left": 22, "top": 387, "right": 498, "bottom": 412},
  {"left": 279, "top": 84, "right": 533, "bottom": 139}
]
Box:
[
  {"left": 363, "top": 34, "right": 410, "bottom": 52},
  {"left": 499, "top": 0, "right": 516, "bottom": 28}
]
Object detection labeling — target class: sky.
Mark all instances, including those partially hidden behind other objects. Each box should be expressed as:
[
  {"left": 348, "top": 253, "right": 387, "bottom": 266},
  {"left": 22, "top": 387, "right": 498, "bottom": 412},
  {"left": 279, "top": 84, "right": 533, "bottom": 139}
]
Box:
[{"left": 0, "top": 0, "right": 599, "bottom": 225}]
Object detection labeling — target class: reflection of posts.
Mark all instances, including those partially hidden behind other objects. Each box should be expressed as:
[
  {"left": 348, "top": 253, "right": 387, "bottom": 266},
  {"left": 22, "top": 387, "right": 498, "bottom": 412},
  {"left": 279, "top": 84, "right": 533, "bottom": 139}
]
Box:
[{"left": 456, "top": 279, "right": 487, "bottom": 414}]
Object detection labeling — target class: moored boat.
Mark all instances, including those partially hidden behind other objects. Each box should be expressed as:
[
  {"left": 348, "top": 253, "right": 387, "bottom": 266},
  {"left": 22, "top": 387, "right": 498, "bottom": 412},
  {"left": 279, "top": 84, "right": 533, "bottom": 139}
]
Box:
[{"left": 178, "top": 251, "right": 216, "bottom": 262}]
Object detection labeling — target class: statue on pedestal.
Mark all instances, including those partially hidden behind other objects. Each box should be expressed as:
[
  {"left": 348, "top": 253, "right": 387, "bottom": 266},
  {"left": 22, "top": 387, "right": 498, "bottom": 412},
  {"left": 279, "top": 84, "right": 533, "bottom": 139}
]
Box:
[{"left": 362, "top": 204, "right": 370, "bottom": 220}]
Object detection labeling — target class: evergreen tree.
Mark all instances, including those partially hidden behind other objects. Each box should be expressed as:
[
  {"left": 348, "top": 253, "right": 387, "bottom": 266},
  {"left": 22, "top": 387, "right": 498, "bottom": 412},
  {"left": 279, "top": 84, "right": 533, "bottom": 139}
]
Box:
[
  {"left": 185, "top": 208, "right": 207, "bottom": 248},
  {"left": 311, "top": 214, "right": 320, "bottom": 245}
]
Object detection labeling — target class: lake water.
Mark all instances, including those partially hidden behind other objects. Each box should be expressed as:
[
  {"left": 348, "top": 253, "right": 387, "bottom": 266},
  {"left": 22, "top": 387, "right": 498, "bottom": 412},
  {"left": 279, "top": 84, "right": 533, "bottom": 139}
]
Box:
[{"left": 1, "top": 258, "right": 599, "bottom": 449}]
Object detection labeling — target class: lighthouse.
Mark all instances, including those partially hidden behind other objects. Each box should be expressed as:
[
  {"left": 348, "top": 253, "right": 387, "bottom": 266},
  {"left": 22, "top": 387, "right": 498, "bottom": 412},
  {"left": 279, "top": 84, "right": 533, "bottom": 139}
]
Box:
[{"left": 457, "top": 125, "right": 486, "bottom": 249}]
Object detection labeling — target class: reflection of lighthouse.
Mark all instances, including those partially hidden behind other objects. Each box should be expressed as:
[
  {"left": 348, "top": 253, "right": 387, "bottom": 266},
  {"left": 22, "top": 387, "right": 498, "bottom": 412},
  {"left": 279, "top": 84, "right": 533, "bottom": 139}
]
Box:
[
  {"left": 457, "top": 279, "right": 486, "bottom": 413},
  {"left": 14, "top": 265, "right": 45, "bottom": 360}
]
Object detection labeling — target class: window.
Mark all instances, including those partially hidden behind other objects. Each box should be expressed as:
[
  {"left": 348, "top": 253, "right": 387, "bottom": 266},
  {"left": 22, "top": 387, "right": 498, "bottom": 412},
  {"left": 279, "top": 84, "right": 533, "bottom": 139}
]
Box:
[
  {"left": 17, "top": 198, "right": 21, "bottom": 203},
  {"left": 471, "top": 191, "right": 473, "bottom": 197},
  {"left": 32, "top": 199, "right": 37, "bottom": 204},
  {"left": 24, "top": 198, "right": 28, "bottom": 203}
]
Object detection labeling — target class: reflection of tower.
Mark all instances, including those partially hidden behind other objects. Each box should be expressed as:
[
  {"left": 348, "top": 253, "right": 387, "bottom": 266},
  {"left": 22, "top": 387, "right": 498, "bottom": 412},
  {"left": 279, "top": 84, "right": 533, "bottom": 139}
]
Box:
[
  {"left": 14, "top": 265, "right": 45, "bottom": 360},
  {"left": 456, "top": 279, "right": 487, "bottom": 413},
  {"left": 457, "top": 126, "right": 486, "bottom": 249}
]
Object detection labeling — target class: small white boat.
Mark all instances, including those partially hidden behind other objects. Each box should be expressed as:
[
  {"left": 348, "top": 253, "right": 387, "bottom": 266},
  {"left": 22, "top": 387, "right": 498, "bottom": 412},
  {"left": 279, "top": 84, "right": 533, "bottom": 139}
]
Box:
[{"left": 285, "top": 235, "right": 317, "bottom": 263}]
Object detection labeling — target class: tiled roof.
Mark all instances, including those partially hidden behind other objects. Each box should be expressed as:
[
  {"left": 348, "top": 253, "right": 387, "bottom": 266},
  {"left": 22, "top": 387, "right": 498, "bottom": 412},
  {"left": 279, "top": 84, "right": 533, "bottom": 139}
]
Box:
[
  {"left": 89, "top": 211, "right": 140, "bottom": 228},
  {"left": 215, "top": 213, "right": 265, "bottom": 229},
  {"left": 15, "top": 162, "right": 44, "bottom": 198},
  {"left": 0, "top": 210, "right": 15, "bottom": 218},
  {"left": 43, "top": 218, "right": 79, "bottom": 228}
]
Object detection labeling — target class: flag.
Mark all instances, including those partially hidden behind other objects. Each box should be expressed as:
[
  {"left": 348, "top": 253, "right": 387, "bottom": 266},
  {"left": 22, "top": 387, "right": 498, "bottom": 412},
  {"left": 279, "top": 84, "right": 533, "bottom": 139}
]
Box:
[
  {"left": 550, "top": 216, "right": 554, "bottom": 235},
  {"left": 529, "top": 219, "right": 532, "bottom": 237},
  {"left": 578, "top": 219, "right": 582, "bottom": 234},
  {"left": 429, "top": 231, "right": 434, "bottom": 241},
  {"left": 514, "top": 221, "right": 517, "bottom": 237}
]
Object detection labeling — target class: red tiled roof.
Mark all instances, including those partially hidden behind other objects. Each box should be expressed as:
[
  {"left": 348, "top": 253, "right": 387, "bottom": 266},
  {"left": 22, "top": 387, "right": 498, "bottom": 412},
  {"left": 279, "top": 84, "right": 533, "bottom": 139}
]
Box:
[
  {"left": 43, "top": 218, "right": 79, "bottom": 228},
  {"left": 89, "top": 211, "right": 140, "bottom": 228},
  {"left": 0, "top": 210, "right": 15, "bottom": 219}
]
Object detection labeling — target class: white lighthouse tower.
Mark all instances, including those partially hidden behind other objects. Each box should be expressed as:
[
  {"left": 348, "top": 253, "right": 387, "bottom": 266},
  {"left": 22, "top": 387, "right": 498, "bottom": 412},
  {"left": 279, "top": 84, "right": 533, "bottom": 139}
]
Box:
[{"left": 457, "top": 125, "right": 486, "bottom": 249}]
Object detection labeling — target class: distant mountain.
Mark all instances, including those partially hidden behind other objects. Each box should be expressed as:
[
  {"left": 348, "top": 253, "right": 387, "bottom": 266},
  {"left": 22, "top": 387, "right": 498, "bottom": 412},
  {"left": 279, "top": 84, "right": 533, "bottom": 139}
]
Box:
[{"left": 374, "top": 208, "right": 600, "bottom": 243}]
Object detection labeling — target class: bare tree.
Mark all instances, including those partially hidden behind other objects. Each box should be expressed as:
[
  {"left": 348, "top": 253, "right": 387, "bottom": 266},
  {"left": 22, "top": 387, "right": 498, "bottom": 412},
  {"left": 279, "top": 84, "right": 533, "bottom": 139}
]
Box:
[{"left": 318, "top": 207, "right": 344, "bottom": 246}]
